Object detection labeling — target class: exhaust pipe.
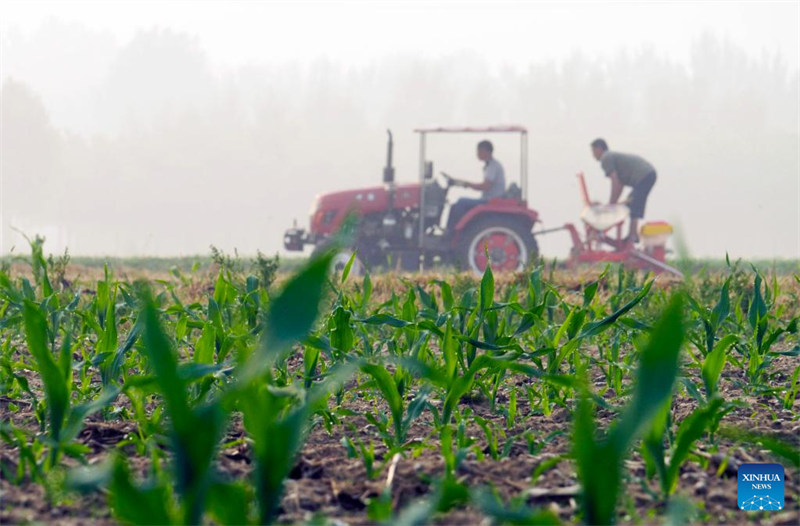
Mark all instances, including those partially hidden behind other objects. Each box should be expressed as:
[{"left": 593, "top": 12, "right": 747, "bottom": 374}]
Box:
[{"left": 383, "top": 129, "right": 395, "bottom": 184}]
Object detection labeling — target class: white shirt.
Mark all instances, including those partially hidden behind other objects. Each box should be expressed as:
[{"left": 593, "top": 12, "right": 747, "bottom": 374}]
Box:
[{"left": 483, "top": 158, "right": 506, "bottom": 199}]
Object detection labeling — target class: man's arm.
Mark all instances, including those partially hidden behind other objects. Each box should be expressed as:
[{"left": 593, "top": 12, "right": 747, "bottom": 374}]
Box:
[
  {"left": 463, "top": 180, "right": 492, "bottom": 191},
  {"left": 449, "top": 177, "right": 491, "bottom": 191},
  {"left": 608, "top": 172, "right": 624, "bottom": 204}
]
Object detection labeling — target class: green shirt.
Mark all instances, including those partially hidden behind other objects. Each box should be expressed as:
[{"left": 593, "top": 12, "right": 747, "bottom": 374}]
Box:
[{"left": 600, "top": 151, "right": 655, "bottom": 187}]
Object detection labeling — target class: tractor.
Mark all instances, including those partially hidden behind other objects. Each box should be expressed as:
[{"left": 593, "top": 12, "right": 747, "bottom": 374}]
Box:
[{"left": 283, "top": 126, "right": 539, "bottom": 273}]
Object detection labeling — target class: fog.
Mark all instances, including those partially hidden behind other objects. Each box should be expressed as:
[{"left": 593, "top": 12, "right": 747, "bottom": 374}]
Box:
[{"left": 1, "top": 1, "right": 798, "bottom": 260}]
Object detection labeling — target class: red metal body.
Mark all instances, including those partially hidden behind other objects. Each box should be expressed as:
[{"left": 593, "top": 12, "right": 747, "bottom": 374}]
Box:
[
  {"left": 310, "top": 183, "right": 422, "bottom": 236},
  {"left": 453, "top": 199, "right": 538, "bottom": 241},
  {"left": 310, "top": 183, "right": 539, "bottom": 250},
  {"left": 560, "top": 173, "right": 681, "bottom": 276}
]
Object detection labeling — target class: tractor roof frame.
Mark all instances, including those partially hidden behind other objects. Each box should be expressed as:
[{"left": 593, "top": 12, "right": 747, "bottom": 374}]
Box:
[
  {"left": 413, "top": 125, "right": 529, "bottom": 250},
  {"left": 413, "top": 125, "right": 529, "bottom": 201}
]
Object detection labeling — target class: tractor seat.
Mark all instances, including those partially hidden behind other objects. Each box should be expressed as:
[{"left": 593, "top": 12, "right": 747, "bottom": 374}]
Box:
[{"left": 504, "top": 183, "right": 522, "bottom": 200}]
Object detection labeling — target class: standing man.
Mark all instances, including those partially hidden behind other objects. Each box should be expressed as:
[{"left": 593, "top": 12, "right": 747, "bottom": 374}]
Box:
[
  {"left": 590, "top": 138, "right": 657, "bottom": 243},
  {"left": 446, "top": 140, "right": 506, "bottom": 229}
]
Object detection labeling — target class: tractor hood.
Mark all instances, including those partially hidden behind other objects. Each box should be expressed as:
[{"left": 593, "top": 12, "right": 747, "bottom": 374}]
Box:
[
  {"left": 314, "top": 183, "right": 422, "bottom": 211},
  {"left": 310, "top": 183, "right": 422, "bottom": 234}
]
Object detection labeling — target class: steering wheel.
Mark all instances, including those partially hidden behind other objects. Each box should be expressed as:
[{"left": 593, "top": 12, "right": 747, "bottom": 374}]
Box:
[{"left": 440, "top": 171, "right": 458, "bottom": 188}]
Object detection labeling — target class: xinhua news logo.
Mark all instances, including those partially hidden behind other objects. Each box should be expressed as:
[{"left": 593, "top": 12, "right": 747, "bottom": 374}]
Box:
[{"left": 738, "top": 463, "right": 784, "bottom": 511}]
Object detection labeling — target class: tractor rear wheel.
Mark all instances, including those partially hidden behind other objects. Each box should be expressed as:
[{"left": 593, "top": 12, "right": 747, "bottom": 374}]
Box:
[{"left": 456, "top": 217, "right": 538, "bottom": 274}]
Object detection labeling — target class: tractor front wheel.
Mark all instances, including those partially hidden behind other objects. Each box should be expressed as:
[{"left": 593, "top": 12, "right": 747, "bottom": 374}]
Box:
[
  {"left": 456, "top": 218, "right": 537, "bottom": 274},
  {"left": 311, "top": 245, "right": 366, "bottom": 276}
]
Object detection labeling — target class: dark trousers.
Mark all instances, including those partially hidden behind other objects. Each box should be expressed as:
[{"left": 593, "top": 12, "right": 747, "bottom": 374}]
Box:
[
  {"left": 447, "top": 197, "right": 486, "bottom": 230},
  {"left": 629, "top": 172, "right": 656, "bottom": 219}
]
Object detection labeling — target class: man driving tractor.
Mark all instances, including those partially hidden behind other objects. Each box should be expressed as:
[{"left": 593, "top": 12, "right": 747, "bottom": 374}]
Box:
[
  {"left": 446, "top": 140, "right": 506, "bottom": 229},
  {"left": 590, "top": 138, "right": 657, "bottom": 244}
]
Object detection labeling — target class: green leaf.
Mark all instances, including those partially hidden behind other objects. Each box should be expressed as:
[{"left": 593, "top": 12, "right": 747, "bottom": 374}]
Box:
[
  {"left": 140, "top": 294, "right": 190, "bottom": 428},
  {"left": 479, "top": 264, "right": 495, "bottom": 313},
  {"left": 139, "top": 290, "right": 226, "bottom": 524},
  {"left": 582, "top": 280, "right": 599, "bottom": 307},
  {"left": 109, "top": 456, "right": 173, "bottom": 525},
  {"left": 194, "top": 323, "right": 216, "bottom": 365},
  {"left": 402, "top": 386, "right": 431, "bottom": 435},
  {"left": 361, "top": 272, "right": 373, "bottom": 311},
  {"left": 440, "top": 355, "right": 513, "bottom": 424},
  {"left": 341, "top": 250, "right": 358, "bottom": 283},
  {"left": 22, "top": 301, "right": 69, "bottom": 444},
  {"left": 514, "top": 311, "right": 538, "bottom": 336},
  {"left": 237, "top": 361, "right": 358, "bottom": 524},
  {"left": 104, "top": 318, "right": 142, "bottom": 384},
  {"left": 701, "top": 334, "right": 736, "bottom": 398},
  {"left": 442, "top": 319, "right": 459, "bottom": 381},
  {"left": 329, "top": 306, "right": 354, "bottom": 353},
  {"left": 664, "top": 397, "right": 724, "bottom": 494},
  {"left": 613, "top": 294, "right": 684, "bottom": 446},
  {"left": 710, "top": 278, "right": 731, "bottom": 329},
  {"left": 575, "top": 294, "right": 684, "bottom": 525},
  {"left": 641, "top": 400, "right": 670, "bottom": 492},
  {"left": 573, "top": 391, "right": 619, "bottom": 526},
  {"left": 472, "top": 487, "right": 561, "bottom": 525},
  {"left": 578, "top": 280, "right": 653, "bottom": 338},
  {"left": 303, "top": 345, "right": 320, "bottom": 388},
  {"left": 367, "top": 489, "right": 394, "bottom": 522},
  {"left": 206, "top": 481, "right": 251, "bottom": 526},
  {"left": 360, "top": 313, "right": 412, "bottom": 328},
  {"left": 264, "top": 252, "right": 333, "bottom": 351},
  {"left": 436, "top": 280, "right": 454, "bottom": 312},
  {"left": 748, "top": 272, "right": 767, "bottom": 331},
  {"left": 98, "top": 284, "right": 118, "bottom": 354},
  {"left": 28, "top": 235, "right": 54, "bottom": 298},
  {"left": 66, "top": 458, "right": 113, "bottom": 494},
  {"left": 361, "top": 363, "right": 404, "bottom": 444},
  {"left": 63, "top": 387, "right": 121, "bottom": 443},
  {"left": 402, "top": 289, "right": 418, "bottom": 322},
  {"left": 208, "top": 298, "right": 224, "bottom": 339},
  {"left": 552, "top": 306, "right": 577, "bottom": 348}
]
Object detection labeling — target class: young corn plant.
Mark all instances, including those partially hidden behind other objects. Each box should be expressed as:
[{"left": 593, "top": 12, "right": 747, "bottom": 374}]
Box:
[
  {"left": 341, "top": 431, "right": 379, "bottom": 479},
  {"left": 641, "top": 395, "right": 725, "bottom": 500},
  {"left": 740, "top": 271, "right": 799, "bottom": 386},
  {"left": 359, "top": 363, "right": 432, "bottom": 452},
  {"left": 20, "top": 298, "right": 120, "bottom": 475},
  {"left": 700, "top": 334, "right": 737, "bottom": 401},
  {"left": 572, "top": 293, "right": 684, "bottom": 525},
  {"left": 686, "top": 277, "right": 731, "bottom": 361},
  {"left": 229, "top": 251, "right": 360, "bottom": 524},
  {"left": 68, "top": 251, "right": 351, "bottom": 525},
  {"left": 548, "top": 279, "right": 654, "bottom": 376},
  {"left": 76, "top": 289, "right": 228, "bottom": 525}
]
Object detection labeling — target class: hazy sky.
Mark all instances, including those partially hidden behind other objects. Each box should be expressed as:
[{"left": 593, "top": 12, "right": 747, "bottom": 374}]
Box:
[
  {"left": 3, "top": 1, "right": 798, "bottom": 71},
  {"left": 1, "top": 1, "right": 799, "bottom": 260}
]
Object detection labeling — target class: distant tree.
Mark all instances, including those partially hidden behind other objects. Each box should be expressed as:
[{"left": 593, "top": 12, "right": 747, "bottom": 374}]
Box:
[
  {"left": 0, "top": 79, "right": 64, "bottom": 252},
  {"left": 101, "top": 27, "right": 216, "bottom": 130},
  {"left": 1, "top": 78, "right": 61, "bottom": 185}
]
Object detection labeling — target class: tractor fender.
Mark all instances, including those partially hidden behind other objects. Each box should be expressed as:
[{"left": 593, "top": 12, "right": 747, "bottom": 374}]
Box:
[{"left": 452, "top": 204, "right": 539, "bottom": 244}]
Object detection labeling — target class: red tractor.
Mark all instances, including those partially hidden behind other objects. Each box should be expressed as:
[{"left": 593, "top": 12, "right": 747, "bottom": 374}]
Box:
[{"left": 283, "top": 126, "right": 540, "bottom": 273}]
